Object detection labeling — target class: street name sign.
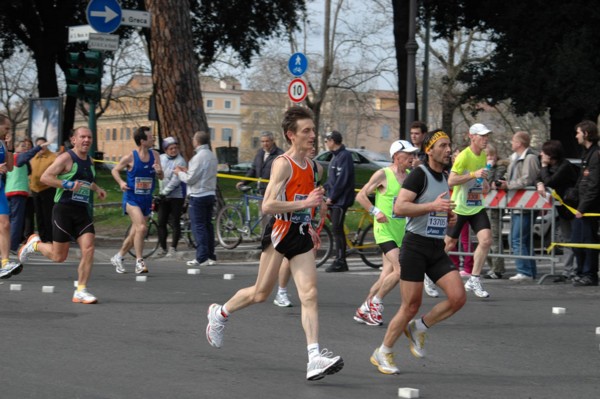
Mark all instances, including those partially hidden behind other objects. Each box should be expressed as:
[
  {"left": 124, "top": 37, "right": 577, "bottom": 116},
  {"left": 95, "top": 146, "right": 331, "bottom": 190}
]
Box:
[
  {"left": 68, "top": 25, "right": 96, "bottom": 43},
  {"left": 121, "top": 9, "right": 151, "bottom": 28},
  {"left": 88, "top": 33, "right": 119, "bottom": 51}
]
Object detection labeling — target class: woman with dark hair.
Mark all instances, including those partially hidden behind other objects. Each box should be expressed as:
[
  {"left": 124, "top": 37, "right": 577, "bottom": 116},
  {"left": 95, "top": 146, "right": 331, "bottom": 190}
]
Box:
[{"left": 536, "top": 139, "right": 579, "bottom": 280}]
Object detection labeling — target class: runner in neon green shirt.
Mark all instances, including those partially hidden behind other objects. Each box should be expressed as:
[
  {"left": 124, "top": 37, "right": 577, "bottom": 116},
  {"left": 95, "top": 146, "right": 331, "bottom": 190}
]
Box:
[
  {"left": 445, "top": 123, "right": 494, "bottom": 299},
  {"left": 353, "top": 140, "right": 421, "bottom": 326}
]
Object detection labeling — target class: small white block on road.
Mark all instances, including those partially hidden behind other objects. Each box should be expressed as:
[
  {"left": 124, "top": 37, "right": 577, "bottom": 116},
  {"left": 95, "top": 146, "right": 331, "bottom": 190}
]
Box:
[
  {"left": 10, "top": 284, "right": 22, "bottom": 291},
  {"left": 187, "top": 269, "right": 200, "bottom": 275},
  {"left": 595, "top": 327, "right": 600, "bottom": 335},
  {"left": 42, "top": 286, "right": 55, "bottom": 293},
  {"left": 74, "top": 280, "right": 78, "bottom": 287},
  {"left": 223, "top": 274, "right": 235, "bottom": 280},
  {"left": 552, "top": 307, "right": 566, "bottom": 314},
  {"left": 136, "top": 276, "right": 147, "bottom": 282},
  {"left": 398, "top": 387, "right": 419, "bottom": 398}
]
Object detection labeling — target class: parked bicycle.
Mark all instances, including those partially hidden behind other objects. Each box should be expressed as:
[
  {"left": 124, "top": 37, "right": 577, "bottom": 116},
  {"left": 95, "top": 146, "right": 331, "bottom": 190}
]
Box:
[
  {"left": 216, "top": 185, "right": 334, "bottom": 267},
  {"left": 315, "top": 207, "right": 381, "bottom": 269},
  {"left": 124, "top": 195, "right": 196, "bottom": 258}
]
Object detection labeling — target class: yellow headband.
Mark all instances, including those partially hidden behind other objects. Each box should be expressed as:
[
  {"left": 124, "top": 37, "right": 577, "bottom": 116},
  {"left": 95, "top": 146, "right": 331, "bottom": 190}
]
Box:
[{"left": 424, "top": 131, "right": 450, "bottom": 153}]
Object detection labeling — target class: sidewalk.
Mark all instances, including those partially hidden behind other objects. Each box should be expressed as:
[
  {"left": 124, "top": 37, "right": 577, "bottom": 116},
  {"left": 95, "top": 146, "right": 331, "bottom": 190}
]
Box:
[{"left": 87, "top": 235, "right": 262, "bottom": 263}]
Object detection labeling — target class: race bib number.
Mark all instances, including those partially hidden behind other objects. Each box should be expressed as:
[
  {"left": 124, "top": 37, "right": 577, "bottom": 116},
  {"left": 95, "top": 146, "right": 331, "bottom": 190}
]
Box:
[
  {"left": 391, "top": 196, "right": 405, "bottom": 219},
  {"left": 71, "top": 180, "right": 91, "bottom": 203},
  {"left": 466, "top": 185, "right": 483, "bottom": 206},
  {"left": 426, "top": 211, "right": 447, "bottom": 238},
  {"left": 291, "top": 193, "right": 311, "bottom": 224},
  {"left": 134, "top": 177, "right": 153, "bottom": 195}
]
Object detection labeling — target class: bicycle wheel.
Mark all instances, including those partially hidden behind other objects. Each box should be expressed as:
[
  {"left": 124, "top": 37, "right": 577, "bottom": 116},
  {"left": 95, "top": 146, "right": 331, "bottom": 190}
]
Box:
[
  {"left": 358, "top": 224, "right": 383, "bottom": 268},
  {"left": 315, "top": 224, "right": 333, "bottom": 268},
  {"left": 126, "top": 219, "right": 160, "bottom": 258},
  {"left": 216, "top": 205, "right": 244, "bottom": 249}
]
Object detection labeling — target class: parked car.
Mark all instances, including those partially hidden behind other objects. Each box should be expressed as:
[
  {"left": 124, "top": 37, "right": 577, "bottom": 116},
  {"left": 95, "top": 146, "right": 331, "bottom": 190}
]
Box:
[
  {"left": 218, "top": 162, "right": 252, "bottom": 175},
  {"left": 314, "top": 147, "right": 391, "bottom": 189}
]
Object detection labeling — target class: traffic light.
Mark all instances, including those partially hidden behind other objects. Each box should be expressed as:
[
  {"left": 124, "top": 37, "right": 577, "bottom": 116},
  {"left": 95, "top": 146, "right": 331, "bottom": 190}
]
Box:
[{"left": 66, "top": 51, "right": 103, "bottom": 102}]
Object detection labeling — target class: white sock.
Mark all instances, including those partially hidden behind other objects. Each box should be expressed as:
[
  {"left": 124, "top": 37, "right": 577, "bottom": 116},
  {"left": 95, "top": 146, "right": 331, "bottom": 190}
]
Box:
[
  {"left": 277, "top": 286, "right": 287, "bottom": 295},
  {"left": 307, "top": 343, "right": 320, "bottom": 361},
  {"left": 415, "top": 317, "right": 428, "bottom": 331},
  {"left": 372, "top": 295, "right": 382, "bottom": 304},
  {"left": 379, "top": 344, "right": 393, "bottom": 354}
]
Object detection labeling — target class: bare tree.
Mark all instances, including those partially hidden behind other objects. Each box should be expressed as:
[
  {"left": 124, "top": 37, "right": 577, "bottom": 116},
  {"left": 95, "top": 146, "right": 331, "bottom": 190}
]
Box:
[{"left": 0, "top": 51, "right": 37, "bottom": 135}]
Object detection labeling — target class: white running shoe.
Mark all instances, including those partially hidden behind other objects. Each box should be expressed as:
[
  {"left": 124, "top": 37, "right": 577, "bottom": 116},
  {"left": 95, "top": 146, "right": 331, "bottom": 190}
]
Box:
[
  {"left": 306, "top": 349, "right": 344, "bottom": 381},
  {"left": 165, "top": 247, "right": 177, "bottom": 258},
  {"left": 509, "top": 273, "right": 532, "bottom": 281},
  {"left": 0, "top": 261, "right": 22, "bottom": 279},
  {"left": 112, "top": 254, "right": 126, "bottom": 274},
  {"left": 405, "top": 320, "right": 426, "bottom": 358},
  {"left": 370, "top": 348, "right": 400, "bottom": 374},
  {"left": 273, "top": 292, "right": 292, "bottom": 307},
  {"left": 206, "top": 303, "right": 227, "bottom": 348},
  {"left": 353, "top": 307, "right": 380, "bottom": 326},
  {"left": 465, "top": 276, "right": 490, "bottom": 298},
  {"left": 369, "top": 300, "right": 384, "bottom": 325},
  {"left": 72, "top": 288, "right": 98, "bottom": 304},
  {"left": 135, "top": 259, "right": 148, "bottom": 274},
  {"left": 187, "top": 259, "right": 216, "bottom": 267},
  {"left": 424, "top": 275, "right": 440, "bottom": 298},
  {"left": 18, "top": 234, "right": 40, "bottom": 263}
]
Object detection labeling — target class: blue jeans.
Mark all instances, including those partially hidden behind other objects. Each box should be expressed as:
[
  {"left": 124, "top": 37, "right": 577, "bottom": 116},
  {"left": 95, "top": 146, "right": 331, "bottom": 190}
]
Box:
[
  {"left": 511, "top": 211, "right": 537, "bottom": 278},
  {"left": 8, "top": 195, "right": 27, "bottom": 251},
  {"left": 571, "top": 217, "right": 599, "bottom": 281},
  {"left": 189, "top": 195, "right": 215, "bottom": 263}
]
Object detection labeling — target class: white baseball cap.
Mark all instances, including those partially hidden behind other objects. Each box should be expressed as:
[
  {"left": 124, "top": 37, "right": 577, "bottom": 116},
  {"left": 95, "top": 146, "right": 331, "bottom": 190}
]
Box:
[
  {"left": 389, "top": 140, "right": 418, "bottom": 157},
  {"left": 469, "top": 123, "right": 492, "bottom": 135}
]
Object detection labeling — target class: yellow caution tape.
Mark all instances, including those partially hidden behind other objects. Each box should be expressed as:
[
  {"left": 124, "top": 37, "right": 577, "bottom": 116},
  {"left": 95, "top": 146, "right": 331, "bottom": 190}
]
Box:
[
  {"left": 550, "top": 190, "right": 600, "bottom": 217},
  {"left": 546, "top": 242, "right": 600, "bottom": 252}
]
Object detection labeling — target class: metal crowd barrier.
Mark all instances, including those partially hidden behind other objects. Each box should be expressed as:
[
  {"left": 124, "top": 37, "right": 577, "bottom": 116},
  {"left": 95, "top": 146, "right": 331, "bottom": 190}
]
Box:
[{"left": 448, "top": 187, "right": 561, "bottom": 284}]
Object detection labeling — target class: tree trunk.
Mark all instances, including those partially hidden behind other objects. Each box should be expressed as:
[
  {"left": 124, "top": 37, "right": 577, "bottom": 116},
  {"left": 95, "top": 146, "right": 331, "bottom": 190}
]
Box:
[{"left": 145, "top": 0, "right": 209, "bottom": 159}]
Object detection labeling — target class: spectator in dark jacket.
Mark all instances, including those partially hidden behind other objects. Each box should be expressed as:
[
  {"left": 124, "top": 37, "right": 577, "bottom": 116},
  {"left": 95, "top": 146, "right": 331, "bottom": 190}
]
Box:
[
  {"left": 237, "top": 131, "right": 284, "bottom": 195},
  {"left": 323, "top": 130, "right": 355, "bottom": 272},
  {"left": 571, "top": 120, "right": 600, "bottom": 286},
  {"left": 536, "top": 140, "right": 579, "bottom": 280}
]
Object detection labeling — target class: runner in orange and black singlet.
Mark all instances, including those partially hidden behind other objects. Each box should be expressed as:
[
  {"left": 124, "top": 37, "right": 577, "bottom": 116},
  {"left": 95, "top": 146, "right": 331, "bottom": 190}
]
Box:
[{"left": 261, "top": 154, "right": 316, "bottom": 259}]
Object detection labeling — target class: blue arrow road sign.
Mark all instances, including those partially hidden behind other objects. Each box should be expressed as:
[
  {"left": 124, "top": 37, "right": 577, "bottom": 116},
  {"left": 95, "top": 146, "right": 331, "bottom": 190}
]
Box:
[
  {"left": 86, "top": 0, "right": 122, "bottom": 34},
  {"left": 288, "top": 52, "right": 308, "bottom": 77}
]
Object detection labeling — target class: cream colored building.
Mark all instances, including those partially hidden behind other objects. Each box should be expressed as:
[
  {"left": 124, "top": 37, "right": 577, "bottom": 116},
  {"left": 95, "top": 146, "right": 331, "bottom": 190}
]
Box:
[{"left": 74, "top": 75, "right": 400, "bottom": 163}]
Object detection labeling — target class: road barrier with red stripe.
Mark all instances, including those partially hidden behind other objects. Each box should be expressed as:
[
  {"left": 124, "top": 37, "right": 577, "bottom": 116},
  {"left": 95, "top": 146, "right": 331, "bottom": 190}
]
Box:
[{"left": 484, "top": 188, "right": 553, "bottom": 210}]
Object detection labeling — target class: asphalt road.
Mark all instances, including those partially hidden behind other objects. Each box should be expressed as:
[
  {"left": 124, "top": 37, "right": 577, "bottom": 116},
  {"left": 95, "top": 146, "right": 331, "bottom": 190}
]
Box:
[{"left": 1, "top": 247, "right": 599, "bottom": 399}]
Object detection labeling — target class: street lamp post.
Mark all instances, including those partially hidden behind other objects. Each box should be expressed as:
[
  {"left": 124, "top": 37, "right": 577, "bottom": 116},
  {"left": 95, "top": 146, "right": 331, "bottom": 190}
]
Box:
[{"left": 404, "top": 0, "right": 418, "bottom": 139}]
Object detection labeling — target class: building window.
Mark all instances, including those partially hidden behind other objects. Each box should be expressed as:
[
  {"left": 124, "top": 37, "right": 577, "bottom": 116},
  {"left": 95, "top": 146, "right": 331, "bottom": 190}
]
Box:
[
  {"left": 253, "top": 112, "right": 260, "bottom": 123},
  {"left": 381, "top": 125, "right": 390, "bottom": 139},
  {"left": 252, "top": 137, "right": 260, "bottom": 149},
  {"left": 224, "top": 100, "right": 232, "bottom": 109},
  {"left": 112, "top": 128, "right": 117, "bottom": 141},
  {"left": 120, "top": 128, "right": 124, "bottom": 140},
  {"left": 222, "top": 128, "right": 233, "bottom": 141},
  {"left": 207, "top": 99, "right": 213, "bottom": 108},
  {"left": 126, "top": 127, "right": 131, "bottom": 140},
  {"left": 209, "top": 127, "right": 215, "bottom": 141},
  {"left": 105, "top": 129, "right": 110, "bottom": 141}
]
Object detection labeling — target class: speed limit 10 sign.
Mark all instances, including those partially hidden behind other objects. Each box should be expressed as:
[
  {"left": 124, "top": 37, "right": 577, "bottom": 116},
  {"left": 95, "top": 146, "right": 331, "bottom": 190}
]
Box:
[{"left": 288, "top": 78, "right": 307, "bottom": 103}]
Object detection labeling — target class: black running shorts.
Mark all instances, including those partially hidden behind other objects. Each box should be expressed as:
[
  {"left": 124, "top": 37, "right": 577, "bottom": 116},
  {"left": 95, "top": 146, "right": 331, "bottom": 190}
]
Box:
[
  {"left": 446, "top": 208, "right": 491, "bottom": 239},
  {"left": 399, "top": 231, "right": 457, "bottom": 282},
  {"left": 261, "top": 218, "right": 313, "bottom": 260},
  {"left": 52, "top": 203, "right": 95, "bottom": 243}
]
